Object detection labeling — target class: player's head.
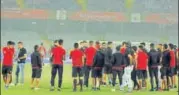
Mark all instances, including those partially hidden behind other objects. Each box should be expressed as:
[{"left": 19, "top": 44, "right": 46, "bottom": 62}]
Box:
[
  {"left": 122, "top": 41, "right": 127, "bottom": 48},
  {"left": 132, "top": 46, "right": 137, "bottom": 52},
  {"left": 83, "top": 40, "right": 88, "bottom": 47},
  {"left": 58, "top": 39, "right": 64, "bottom": 46},
  {"left": 89, "top": 41, "right": 94, "bottom": 46},
  {"left": 173, "top": 45, "right": 177, "bottom": 50},
  {"left": 11, "top": 41, "right": 15, "bottom": 48},
  {"left": 163, "top": 44, "right": 168, "bottom": 51},
  {"left": 150, "top": 43, "right": 155, "bottom": 49},
  {"left": 74, "top": 43, "right": 79, "bottom": 49},
  {"left": 138, "top": 45, "right": 143, "bottom": 51},
  {"left": 95, "top": 41, "right": 100, "bottom": 50},
  {"left": 41, "top": 43, "right": 43, "bottom": 46},
  {"left": 157, "top": 44, "right": 163, "bottom": 50},
  {"left": 116, "top": 45, "right": 121, "bottom": 51},
  {"left": 101, "top": 42, "right": 106, "bottom": 49},
  {"left": 7, "top": 41, "right": 14, "bottom": 48},
  {"left": 54, "top": 40, "right": 59, "bottom": 46},
  {"left": 80, "top": 41, "right": 84, "bottom": 48},
  {"left": 107, "top": 41, "right": 113, "bottom": 48},
  {"left": 126, "top": 41, "right": 131, "bottom": 48},
  {"left": 34, "top": 45, "right": 39, "bottom": 51},
  {"left": 140, "top": 42, "right": 146, "bottom": 47},
  {"left": 18, "top": 41, "right": 23, "bottom": 49},
  {"left": 168, "top": 43, "right": 174, "bottom": 50}
]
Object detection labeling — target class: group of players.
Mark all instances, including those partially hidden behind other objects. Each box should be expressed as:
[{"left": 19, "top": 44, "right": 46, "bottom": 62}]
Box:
[{"left": 1, "top": 39, "right": 178, "bottom": 93}]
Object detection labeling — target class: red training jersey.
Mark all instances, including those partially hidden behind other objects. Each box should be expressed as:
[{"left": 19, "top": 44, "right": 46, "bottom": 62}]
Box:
[
  {"left": 70, "top": 49, "right": 84, "bottom": 67},
  {"left": 85, "top": 46, "right": 97, "bottom": 66},
  {"left": 120, "top": 47, "right": 126, "bottom": 55},
  {"left": 52, "top": 46, "right": 66, "bottom": 65},
  {"left": 2, "top": 47, "right": 15, "bottom": 66},
  {"left": 169, "top": 50, "right": 176, "bottom": 68},
  {"left": 137, "top": 50, "right": 148, "bottom": 70}
]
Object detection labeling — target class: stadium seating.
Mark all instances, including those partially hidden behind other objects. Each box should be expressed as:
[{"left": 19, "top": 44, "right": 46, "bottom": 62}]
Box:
[{"left": 1, "top": 0, "right": 178, "bottom": 51}]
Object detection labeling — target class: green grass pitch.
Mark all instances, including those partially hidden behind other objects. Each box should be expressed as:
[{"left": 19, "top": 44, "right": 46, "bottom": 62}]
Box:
[{"left": 1, "top": 64, "right": 178, "bottom": 95}]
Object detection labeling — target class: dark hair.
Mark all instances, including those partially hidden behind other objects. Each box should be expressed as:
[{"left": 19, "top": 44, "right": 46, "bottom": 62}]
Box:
[
  {"left": 168, "top": 43, "right": 174, "bottom": 49},
  {"left": 96, "top": 41, "right": 100, "bottom": 45},
  {"left": 122, "top": 42, "right": 127, "bottom": 46},
  {"left": 126, "top": 41, "right": 131, "bottom": 47},
  {"left": 150, "top": 43, "right": 155, "bottom": 49},
  {"left": 158, "top": 44, "right": 162, "bottom": 46},
  {"left": 34, "top": 45, "right": 39, "bottom": 51},
  {"left": 58, "top": 39, "right": 63, "bottom": 45},
  {"left": 54, "top": 40, "right": 58, "bottom": 43},
  {"left": 163, "top": 44, "right": 168, "bottom": 49},
  {"left": 83, "top": 40, "right": 87, "bottom": 43},
  {"left": 116, "top": 45, "right": 121, "bottom": 51},
  {"left": 132, "top": 46, "right": 137, "bottom": 52},
  {"left": 79, "top": 42, "right": 83, "bottom": 45},
  {"left": 41, "top": 43, "right": 43, "bottom": 45},
  {"left": 107, "top": 41, "right": 113, "bottom": 45},
  {"left": 12, "top": 42, "right": 15, "bottom": 45},
  {"left": 7, "top": 41, "right": 14, "bottom": 45},
  {"left": 74, "top": 43, "right": 79, "bottom": 48},
  {"left": 7, "top": 41, "right": 12, "bottom": 45},
  {"left": 138, "top": 45, "right": 143, "bottom": 50},
  {"left": 102, "top": 42, "right": 106, "bottom": 45},
  {"left": 18, "top": 41, "right": 23, "bottom": 45},
  {"left": 140, "top": 42, "right": 146, "bottom": 46},
  {"left": 173, "top": 45, "right": 177, "bottom": 49},
  {"left": 89, "top": 41, "right": 94, "bottom": 44}
]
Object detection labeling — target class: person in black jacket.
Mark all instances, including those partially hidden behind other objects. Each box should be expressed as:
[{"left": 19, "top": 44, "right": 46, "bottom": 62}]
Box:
[
  {"left": 103, "top": 41, "right": 113, "bottom": 85},
  {"left": 91, "top": 42, "right": 106, "bottom": 91},
  {"left": 30, "top": 45, "right": 42, "bottom": 90},
  {"left": 161, "top": 44, "right": 170, "bottom": 91},
  {"left": 148, "top": 43, "right": 160, "bottom": 91},
  {"left": 111, "top": 45, "right": 126, "bottom": 92}
]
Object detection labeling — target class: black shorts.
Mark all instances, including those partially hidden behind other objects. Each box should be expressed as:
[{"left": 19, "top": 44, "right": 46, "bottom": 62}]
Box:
[
  {"left": 174, "top": 66, "right": 177, "bottom": 75},
  {"left": 103, "top": 65, "right": 112, "bottom": 74},
  {"left": 2, "top": 66, "right": 12, "bottom": 75},
  {"left": 137, "top": 70, "right": 147, "bottom": 80},
  {"left": 169, "top": 67, "right": 175, "bottom": 77},
  {"left": 32, "top": 68, "right": 42, "bottom": 78},
  {"left": 92, "top": 68, "right": 102, "bottom": 78},
  {"left": 161, "top": 67, "right": 170, "bottom": 77},
  {"left": 72, "top": 67, "right": 83, "bottom": 78}
]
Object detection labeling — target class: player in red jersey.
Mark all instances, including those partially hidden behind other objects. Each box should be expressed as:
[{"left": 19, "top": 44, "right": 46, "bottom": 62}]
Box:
[
  {"left": 168, "top": 43, "right": 176, "bottom": 88},
  {"left": 70, "top": 43, "right": 85, "bottom": 92},
  {"left": 136, "top": 45, "right": 148, "bottom": 90},
  {"left": 2, "top": 41, "right": 15, "bottom": 89},
  {"left": 50, "top": 39, "right": 66, "bottom": 91},
  {"left": 84, "top": 41, "right": 97, "bottom": 88},
  {"left": 120, "top": 42, "right": 127, "bottom": 55}
]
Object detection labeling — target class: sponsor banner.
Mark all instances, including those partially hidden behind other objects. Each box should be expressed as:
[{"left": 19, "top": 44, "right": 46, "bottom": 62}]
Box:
[
  {"left": 1, "top": 9, "right": 49, "bottom": 19},
  {"left": 144, "top": 13, "right": 178, "bottom": 24},
  {"left": 69, "top": 11, "right": 127, "bottom": 22},
  {"left": 1, "top": 9, "right": 178, "bottom": 24}
]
